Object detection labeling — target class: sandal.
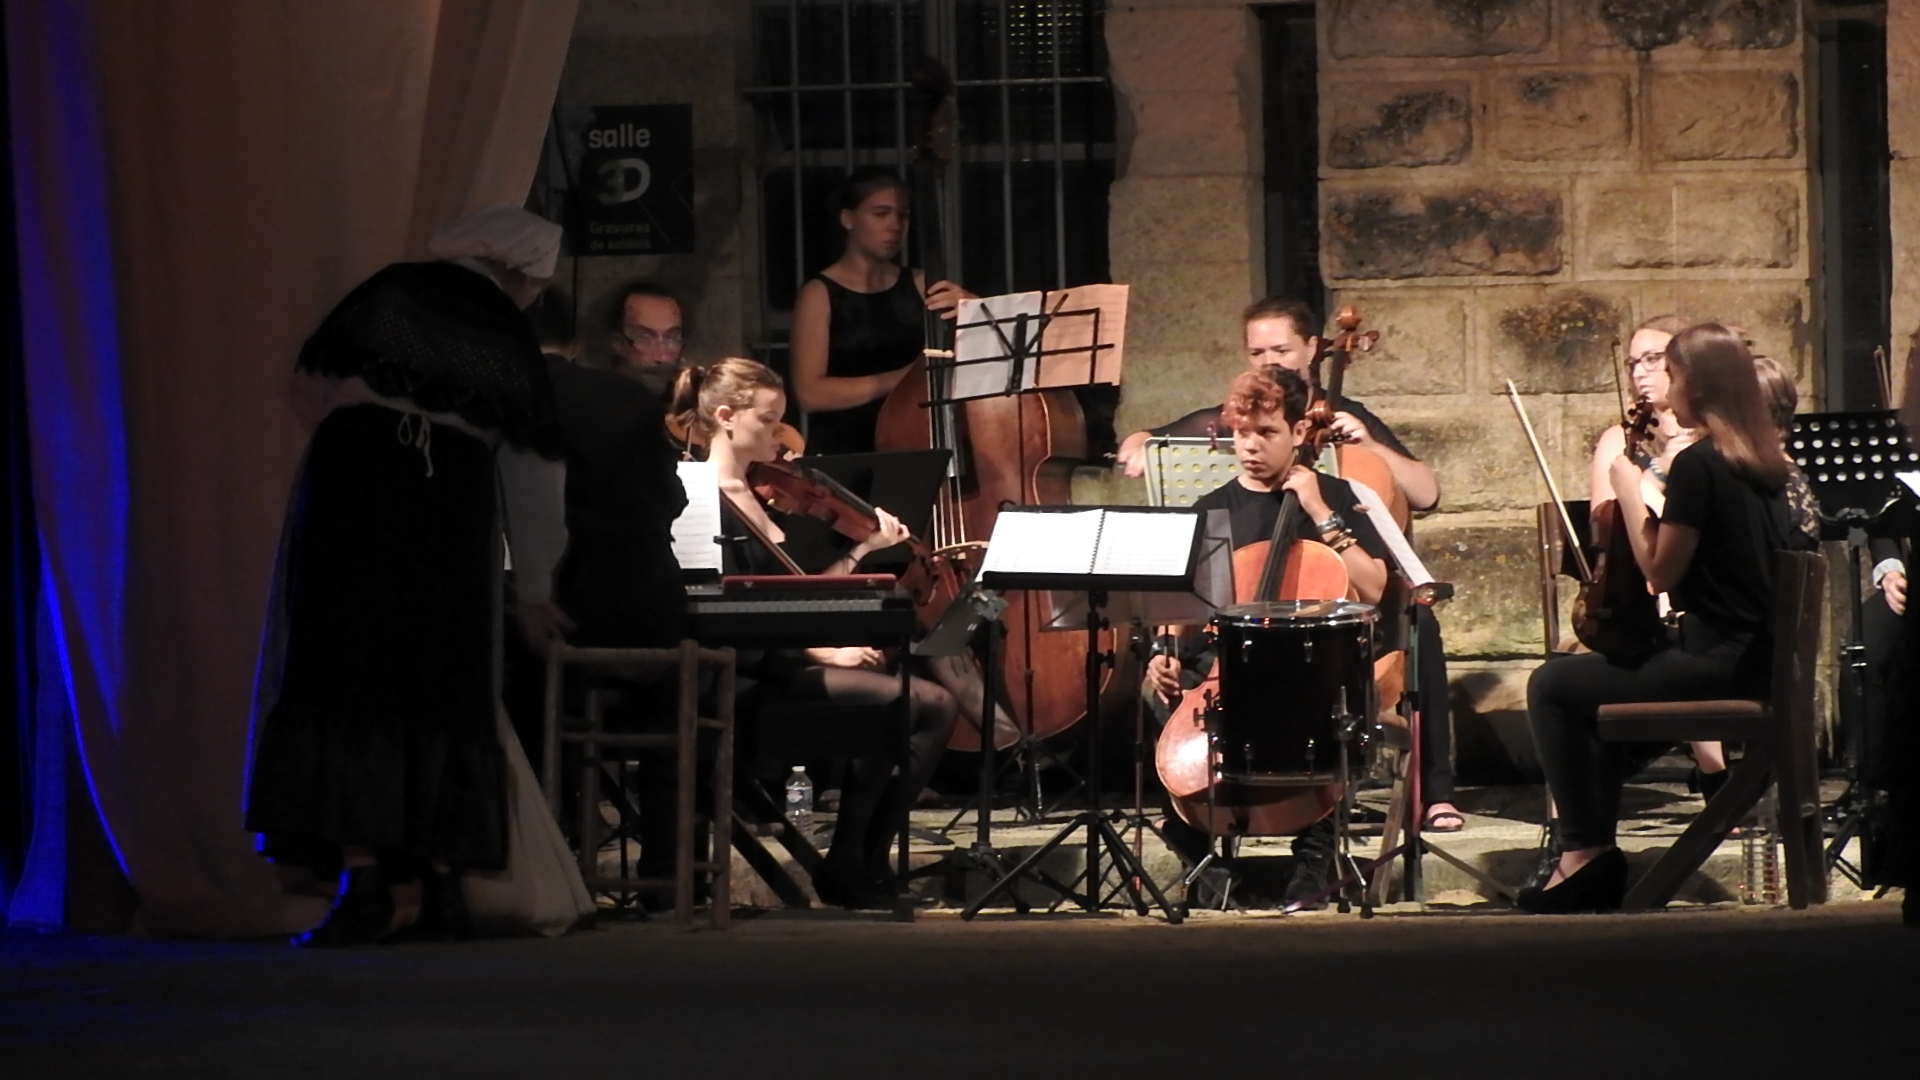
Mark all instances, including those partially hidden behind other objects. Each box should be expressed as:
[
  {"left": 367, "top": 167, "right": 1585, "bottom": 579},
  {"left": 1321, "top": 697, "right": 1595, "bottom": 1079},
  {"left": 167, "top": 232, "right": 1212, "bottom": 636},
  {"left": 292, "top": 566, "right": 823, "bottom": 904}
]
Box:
[{"left": 1422, "top": 804, "right": 1466, "bottom": 833}]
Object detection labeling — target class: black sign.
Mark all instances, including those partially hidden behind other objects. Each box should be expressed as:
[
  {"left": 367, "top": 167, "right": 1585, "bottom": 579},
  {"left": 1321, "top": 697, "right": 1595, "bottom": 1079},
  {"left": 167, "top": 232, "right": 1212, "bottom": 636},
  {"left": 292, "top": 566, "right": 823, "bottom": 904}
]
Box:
[{"left": 560, "top": 104, "right": 694, "bottom": 256}]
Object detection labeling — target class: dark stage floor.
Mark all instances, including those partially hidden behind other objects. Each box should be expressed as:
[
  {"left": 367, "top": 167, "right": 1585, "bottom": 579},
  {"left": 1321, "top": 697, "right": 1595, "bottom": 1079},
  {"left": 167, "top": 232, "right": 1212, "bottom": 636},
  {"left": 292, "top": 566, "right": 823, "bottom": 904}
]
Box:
[{"left": 4, "top": 903, "right": 1916, "bottom": 1078}]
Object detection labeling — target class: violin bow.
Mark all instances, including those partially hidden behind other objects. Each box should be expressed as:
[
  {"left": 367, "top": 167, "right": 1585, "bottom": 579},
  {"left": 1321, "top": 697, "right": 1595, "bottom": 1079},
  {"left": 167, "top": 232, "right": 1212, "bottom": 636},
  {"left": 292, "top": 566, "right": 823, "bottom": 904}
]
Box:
[{"left": 1504, "top": 379, "right": 1594, "bottom": 584}]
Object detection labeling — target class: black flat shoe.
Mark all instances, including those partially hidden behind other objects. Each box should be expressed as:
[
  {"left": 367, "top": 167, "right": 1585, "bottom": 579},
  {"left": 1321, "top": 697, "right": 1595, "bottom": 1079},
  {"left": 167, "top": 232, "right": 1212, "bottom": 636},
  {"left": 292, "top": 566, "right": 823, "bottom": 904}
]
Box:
[
  {"left": 394, "top": 869, "right": 472, "bottom": 943},
  {"left": 1516, "top": 847, "right": 1627, "bottom": 915},
  {"left": 814, "top": 863, "right": 894, "bottom": 911},
  {"left": 294, "top": 865, "right": 398, "bottom": 948}
]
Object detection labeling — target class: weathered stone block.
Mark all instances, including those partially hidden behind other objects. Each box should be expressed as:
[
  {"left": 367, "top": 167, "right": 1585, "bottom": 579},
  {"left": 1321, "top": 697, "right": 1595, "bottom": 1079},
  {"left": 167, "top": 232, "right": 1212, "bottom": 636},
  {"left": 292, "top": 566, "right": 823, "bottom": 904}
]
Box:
[
  {"left": 1581, "top": 0, "right": 1796, "bottom": 53},
  {"left": 1648, "top": 70, "right": 1798, "bottom": 161},
  {"left": 1324, "top": 187, "right": 1563, "bottom": 280},
  {"left": 1411, "top": 522, "right": 1544, "bottom": 655},
  {"left": 1325, "top": 83, "right": 1472, "bottom": 170},
  {"left": 1580, "top": 179, "right": 1798, "bottom": 270},
  {"left": 1106, "top": 8, "right": 1251, "bottom": 96},
  {"left": 1328, "top": 0, "right": 1550, "bottom": 59},
  {"left": 1489, "top": 72, "right": 1631, "bottom": 162},
  {"left": 1326, "top": 293, "right": 1469, "bottom": 396},
  {"left": 1110, "top": 176, "right": 1258, "bottom": 272},
  {"left": 1396, "top": 411, "right": 1542, "bottom": 512},
  {"left": 1124, "top": 92, "right": 1253, "bottom": 177},
  {"left": 1489, "top": 289, "right": 1629, "bottom": 394},
  {"left": 1111, "top": 265, "right": 1250, "bottom": 396},
  {"left": 1644, "top": 283, "right": 1809, "bottom": 372}
]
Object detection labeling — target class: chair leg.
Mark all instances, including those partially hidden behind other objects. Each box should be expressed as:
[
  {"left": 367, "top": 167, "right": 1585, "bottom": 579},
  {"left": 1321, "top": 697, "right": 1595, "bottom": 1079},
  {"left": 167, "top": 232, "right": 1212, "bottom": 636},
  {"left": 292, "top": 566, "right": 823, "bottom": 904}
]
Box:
[
  {"left": 577, "top": 690, "right": 605, "bottom": 887},
  {"left": 709, "top": 653, "right": 736, "bottom": 929},
  {"left": 1368, "top": 747, "right": 1411, "bottom": 907},
  {"left": 674, "top": 642, "right": 698, "bottom": 927},
  {"left": 542, "top": 645, "right": 564, "bottom": 819},
  {"left": 1624, "top": 754, "right": 1772, "bottom": 912}
]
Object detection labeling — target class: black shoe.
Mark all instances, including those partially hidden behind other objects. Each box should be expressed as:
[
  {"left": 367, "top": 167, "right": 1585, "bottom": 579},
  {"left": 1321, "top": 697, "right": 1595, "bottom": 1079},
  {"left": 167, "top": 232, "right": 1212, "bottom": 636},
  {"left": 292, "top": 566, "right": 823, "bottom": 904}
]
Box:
[
  {"left": 1515, "top": 847, "right": 1627, "bottom": 914},
  {"left": 294, "top": 865, "right": 398, "bottom": 948},
  {"left": 1690, "top": 767, "right": 1730, "bottom": 804},
  {"left": 813, "top": 864, "right": 894, "bottom": 911},
  {"left": 395, "top": 869, "right": 472, "bottom": 943},
  {"left": 1282, "top": 818, "right": 1337, "bottom": 911}
]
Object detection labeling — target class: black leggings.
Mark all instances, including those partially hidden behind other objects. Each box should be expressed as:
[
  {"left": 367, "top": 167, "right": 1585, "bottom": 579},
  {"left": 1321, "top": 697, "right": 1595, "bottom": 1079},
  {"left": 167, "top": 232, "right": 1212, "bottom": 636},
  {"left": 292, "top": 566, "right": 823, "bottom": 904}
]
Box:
[
  {"left": 782, "top": 666, "right": 958, "bottom": 873},
  {"left": 1527, "top": 627, "right": 1754, "bottom": 850},
  {"left": 1414, "top": 605, "right": 1454, "bottom": 805}
]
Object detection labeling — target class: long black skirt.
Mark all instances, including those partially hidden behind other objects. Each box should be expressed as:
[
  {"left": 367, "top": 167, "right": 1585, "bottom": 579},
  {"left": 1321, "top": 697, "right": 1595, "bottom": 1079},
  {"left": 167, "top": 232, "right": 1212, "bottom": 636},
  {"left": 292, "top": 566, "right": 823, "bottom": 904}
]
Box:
[{"left": 246, "top": 404, "right": 507, "bottom": 872}]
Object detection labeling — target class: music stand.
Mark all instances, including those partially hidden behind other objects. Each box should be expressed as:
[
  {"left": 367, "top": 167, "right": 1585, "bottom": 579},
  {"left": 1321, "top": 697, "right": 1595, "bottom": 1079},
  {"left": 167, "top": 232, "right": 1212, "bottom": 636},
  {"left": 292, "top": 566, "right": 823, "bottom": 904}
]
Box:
[
  {"left": 1788, "top": 410, "right": 1920, "bottom": 886},
  {"left": 959, "top": 505, "right": 1203, "bottom": 923}
]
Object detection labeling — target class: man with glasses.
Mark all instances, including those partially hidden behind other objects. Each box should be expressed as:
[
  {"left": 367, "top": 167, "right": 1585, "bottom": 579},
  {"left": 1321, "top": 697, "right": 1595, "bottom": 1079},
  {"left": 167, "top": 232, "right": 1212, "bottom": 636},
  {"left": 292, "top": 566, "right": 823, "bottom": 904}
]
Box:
[{"left": 608, "top": 281, "right": 686, "bottom": 396}]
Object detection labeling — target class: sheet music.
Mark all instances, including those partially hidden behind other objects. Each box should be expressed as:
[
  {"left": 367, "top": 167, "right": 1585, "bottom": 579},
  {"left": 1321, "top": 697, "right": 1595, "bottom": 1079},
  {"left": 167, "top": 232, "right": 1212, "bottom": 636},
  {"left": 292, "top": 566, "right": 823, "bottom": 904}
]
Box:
[
  {"left": 1899, "top": 471, "right": 1920, "bottom": 500},
  {"left": 978, "top": 509, "right": 1103, "bottom": 576},
  {"left": 1090, "top": 510, "right": 1198, "bottom": 578},
  {"left": 1035, "top": 284, "right": 1127, "bottom": 388},
  {"left": 1348, "top": 479, "right": 1435, "bottom": 587},
  {"left": 670, "top": 460, "right": 723, "bottom": 572},
  {"left": 951, "top": 291, "right": 1045, "bottom": 401}
]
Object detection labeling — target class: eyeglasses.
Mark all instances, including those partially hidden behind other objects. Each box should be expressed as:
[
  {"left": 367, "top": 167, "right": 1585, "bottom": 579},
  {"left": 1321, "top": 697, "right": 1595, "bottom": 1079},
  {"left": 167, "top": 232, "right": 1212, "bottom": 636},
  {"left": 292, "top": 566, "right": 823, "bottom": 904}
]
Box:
[
  {"left": 618, "top": 326, "right": 684, "bottom": 351},
  {"left": 1628, "top": 351, "right": 1667, "bottom": 371}
]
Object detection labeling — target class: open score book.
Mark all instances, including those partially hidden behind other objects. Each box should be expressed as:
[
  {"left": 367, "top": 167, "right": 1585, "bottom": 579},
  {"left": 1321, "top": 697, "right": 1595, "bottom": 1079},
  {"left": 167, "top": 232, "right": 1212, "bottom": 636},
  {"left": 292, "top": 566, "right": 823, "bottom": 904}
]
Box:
[{"left": 978, "top": 508, "right": 1199, "bottom": 583}]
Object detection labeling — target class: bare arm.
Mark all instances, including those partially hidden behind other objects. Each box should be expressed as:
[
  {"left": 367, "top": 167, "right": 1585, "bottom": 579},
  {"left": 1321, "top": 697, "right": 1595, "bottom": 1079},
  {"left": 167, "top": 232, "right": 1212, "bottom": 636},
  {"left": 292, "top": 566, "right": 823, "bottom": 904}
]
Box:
[
  {"left": 789, "top": 278, "right": 906, "bottom": 412},
  {"left": 1588, "top": 424, "right": 1625, "bottom": 505},
  {"left": 1333, "top": 411, "right": 1439, "bottom": 511}
]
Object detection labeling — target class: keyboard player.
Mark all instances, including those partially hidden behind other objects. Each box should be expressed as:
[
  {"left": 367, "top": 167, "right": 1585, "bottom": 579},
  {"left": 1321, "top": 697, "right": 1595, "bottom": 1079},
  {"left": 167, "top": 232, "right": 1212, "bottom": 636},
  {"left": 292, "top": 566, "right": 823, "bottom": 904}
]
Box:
[{"left": 671, "top": 358, "right": 958, "bottom": 909}]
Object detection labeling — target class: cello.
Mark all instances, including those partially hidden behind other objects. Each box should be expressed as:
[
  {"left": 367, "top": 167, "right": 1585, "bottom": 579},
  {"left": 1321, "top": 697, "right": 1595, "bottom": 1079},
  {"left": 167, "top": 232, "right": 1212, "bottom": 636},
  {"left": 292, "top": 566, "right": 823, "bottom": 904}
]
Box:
[
  {"left": 873, "top": 58, "right": 1114, "bottom": 752},
  {"left": 1305, "top": 306, "right": 1411, "bottom": 531}
]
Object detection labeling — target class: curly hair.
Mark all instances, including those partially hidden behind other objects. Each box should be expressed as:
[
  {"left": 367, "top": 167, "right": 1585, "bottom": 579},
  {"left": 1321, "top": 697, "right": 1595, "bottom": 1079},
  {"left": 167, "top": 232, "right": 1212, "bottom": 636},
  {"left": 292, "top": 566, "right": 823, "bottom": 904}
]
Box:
[{"left": 1221, "top": 364, "right": 1311, "bottom": 429}]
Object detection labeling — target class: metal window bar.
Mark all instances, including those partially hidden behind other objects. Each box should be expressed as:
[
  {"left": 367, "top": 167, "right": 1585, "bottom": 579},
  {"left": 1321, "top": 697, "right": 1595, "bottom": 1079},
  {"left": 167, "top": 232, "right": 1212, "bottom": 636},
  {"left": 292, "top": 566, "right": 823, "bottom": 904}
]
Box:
[{"left": 746, "top": 0, "right": 1111, "bottom": 343}]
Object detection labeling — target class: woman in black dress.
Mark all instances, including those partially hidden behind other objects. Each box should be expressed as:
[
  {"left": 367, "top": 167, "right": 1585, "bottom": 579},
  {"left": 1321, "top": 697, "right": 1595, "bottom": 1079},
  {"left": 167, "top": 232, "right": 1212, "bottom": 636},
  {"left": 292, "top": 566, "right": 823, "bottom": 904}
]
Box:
[
  {"left": 670, "top": 358, "right": 958, "bottom": 907},
  {"left": 1522, "top": 323, "right": 1811, "bottom": 913},
  {"left": 788, "top": 166, "right": 969, "bottom": 455},
  {"left": 247, "top": 206, "right": 569, "bottom": 946}
]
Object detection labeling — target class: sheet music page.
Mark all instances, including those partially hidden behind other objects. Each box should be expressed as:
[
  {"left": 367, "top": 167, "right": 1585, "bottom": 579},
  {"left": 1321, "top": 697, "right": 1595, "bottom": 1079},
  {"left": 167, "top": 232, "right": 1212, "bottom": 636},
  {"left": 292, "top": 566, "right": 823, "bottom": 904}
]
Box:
[
  {"left": 951, "top": 291, "right": 1044, "bottom": 400},
  {"left": 1348, "top": 480, "right": 1434, "bottom": 587},
  {"left": 1036, "top": 284, "right": 1127, "bottom": 388},
  {"left": 979, "top": 509, "right": 1103, "bottom": 576},
  {"left": 1090, "top": 511, "right": 1197, "bottom": 578},
  {"left": 670, "top": 460, "right": 723, "bottom": 571}
]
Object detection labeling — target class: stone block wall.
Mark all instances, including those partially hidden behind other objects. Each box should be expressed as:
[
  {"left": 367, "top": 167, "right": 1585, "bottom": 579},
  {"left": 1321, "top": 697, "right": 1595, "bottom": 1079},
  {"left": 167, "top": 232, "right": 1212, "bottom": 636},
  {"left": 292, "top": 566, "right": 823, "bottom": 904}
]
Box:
[
  {"left": 1318, "top": 0, "right": 1812, "bottom": 705},
  {"left": 1099, "top": 0, "right": 1816, "bottom": 773}
]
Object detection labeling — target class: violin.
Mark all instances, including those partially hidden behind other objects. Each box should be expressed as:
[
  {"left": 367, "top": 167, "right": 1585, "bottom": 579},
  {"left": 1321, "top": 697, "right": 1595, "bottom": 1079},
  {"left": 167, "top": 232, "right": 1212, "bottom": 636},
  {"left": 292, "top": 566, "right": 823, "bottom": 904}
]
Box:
[
  {"left": 744, "top": 457, "right": 949, "bottom": 615},
  {"left": 1303, "top": 307, "right": 1410, "bottom": 530}
]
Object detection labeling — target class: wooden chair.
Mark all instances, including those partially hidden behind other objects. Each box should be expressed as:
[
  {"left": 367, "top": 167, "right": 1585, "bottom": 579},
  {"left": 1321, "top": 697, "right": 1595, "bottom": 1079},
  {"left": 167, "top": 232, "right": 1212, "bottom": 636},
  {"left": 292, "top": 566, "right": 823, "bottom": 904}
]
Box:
[
  {"left": 540, "top": 641, "right": 737, "bottom": 928},
  {"left": 1595, "top": 549, "right": 1828, "bottom": 911}
]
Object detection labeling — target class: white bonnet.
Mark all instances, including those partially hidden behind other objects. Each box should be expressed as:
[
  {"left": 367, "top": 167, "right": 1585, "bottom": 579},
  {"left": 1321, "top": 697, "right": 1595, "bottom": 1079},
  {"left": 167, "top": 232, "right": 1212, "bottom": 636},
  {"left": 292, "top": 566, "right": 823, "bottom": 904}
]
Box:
[{"left": 427, "top": 204, "right": 562, "bottom": 279}]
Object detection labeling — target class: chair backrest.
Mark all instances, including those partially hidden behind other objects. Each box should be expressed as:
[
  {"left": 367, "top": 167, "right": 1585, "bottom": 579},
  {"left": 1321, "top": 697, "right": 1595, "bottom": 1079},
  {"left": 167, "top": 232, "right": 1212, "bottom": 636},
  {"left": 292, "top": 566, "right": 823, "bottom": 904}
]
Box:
[
  {"left": 1535, "top": 500, "right": 1593, "bottom": 657},
  {"left": 1765, "top": 549, "right": 1826, "bottom": 816}
]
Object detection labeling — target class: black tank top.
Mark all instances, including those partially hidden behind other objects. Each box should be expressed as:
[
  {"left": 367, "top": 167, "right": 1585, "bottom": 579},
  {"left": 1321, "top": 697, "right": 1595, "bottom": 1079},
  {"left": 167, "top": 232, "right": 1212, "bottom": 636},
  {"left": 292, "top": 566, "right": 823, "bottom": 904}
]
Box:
[{"left": 805, "top": 270, "right": 924, "bottom": 455}]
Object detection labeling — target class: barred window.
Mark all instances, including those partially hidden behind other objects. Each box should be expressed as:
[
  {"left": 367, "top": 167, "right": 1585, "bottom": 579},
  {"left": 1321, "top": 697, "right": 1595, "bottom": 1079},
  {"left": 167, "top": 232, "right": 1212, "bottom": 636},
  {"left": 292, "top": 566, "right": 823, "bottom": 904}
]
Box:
[{"left": 746, "top": 0, "right": 1116, "bottom": 349}]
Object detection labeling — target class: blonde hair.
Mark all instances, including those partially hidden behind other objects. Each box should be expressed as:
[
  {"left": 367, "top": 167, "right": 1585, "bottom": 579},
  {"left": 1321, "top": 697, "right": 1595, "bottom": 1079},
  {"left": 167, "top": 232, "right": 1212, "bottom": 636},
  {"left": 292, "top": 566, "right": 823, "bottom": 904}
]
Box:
[
  {"left": 668, "top": 357, "right": 785, "bottom": 441},
  {"left": 1666, "top": 324, "right": 1790, "bottom": 488}
]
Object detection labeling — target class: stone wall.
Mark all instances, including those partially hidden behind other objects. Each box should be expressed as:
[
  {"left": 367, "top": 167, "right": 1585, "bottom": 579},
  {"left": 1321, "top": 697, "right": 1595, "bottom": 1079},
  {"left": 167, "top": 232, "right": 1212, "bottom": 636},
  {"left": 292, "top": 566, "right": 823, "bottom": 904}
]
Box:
[
  {"left": 1892, "top": 2, "right": 1920, "bottom": 391},
  {"left": 1100, "top": 0, "right": 1815, "bottom": 776},
  {"left": 552, "top": 0, "right": 755, "bottom": 366}
]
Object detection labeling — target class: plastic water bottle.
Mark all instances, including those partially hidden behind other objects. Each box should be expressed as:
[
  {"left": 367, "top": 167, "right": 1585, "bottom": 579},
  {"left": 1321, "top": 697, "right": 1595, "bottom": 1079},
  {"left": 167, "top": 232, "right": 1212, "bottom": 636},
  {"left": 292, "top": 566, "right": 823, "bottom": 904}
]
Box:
[
  {"left": 784, "top": 766, "right": 813, "bottom": 834},
  {"left": 1740, "top": 787, "right": 1781, "bottom": 905}
]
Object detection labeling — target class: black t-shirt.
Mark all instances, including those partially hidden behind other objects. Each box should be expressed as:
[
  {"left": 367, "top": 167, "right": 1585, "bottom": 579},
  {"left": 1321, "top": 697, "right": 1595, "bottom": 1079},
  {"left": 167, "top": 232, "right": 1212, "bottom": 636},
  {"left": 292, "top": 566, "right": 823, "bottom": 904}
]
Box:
[
  {"left": 1192, "top": 472, "right": 1391, "bottom": 568},
  {"left": 1661, "top": 438, "right": 1805, "bottom": 637},
  {"left": 1146, "top": 394, "right": 1417, "bottom": 462}
]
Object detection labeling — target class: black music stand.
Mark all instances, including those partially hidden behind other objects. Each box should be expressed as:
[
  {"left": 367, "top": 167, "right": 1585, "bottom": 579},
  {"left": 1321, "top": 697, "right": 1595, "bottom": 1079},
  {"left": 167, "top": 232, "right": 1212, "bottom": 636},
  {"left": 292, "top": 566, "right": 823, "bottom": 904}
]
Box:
[
  {"left": 959, "top": 505, "right": 1203, "bottom": 922},
  {"left": 1789, "top": 410, "right": 1920, "bottom": 886}
]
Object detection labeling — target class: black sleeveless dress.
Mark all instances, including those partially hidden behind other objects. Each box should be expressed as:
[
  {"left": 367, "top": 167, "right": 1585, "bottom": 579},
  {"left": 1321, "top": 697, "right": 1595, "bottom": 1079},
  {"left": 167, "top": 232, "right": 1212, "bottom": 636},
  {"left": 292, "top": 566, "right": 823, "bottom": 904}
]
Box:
[{"left": 804, "top": 271, "right": 924, "bottom": 456}]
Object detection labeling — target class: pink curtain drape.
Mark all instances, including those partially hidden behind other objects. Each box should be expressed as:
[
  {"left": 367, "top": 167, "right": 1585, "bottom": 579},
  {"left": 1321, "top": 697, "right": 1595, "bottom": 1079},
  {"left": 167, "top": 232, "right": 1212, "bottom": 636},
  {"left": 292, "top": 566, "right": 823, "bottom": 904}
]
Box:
[{"left": 11, "top": 0, "right": 577, "bottom": 937}]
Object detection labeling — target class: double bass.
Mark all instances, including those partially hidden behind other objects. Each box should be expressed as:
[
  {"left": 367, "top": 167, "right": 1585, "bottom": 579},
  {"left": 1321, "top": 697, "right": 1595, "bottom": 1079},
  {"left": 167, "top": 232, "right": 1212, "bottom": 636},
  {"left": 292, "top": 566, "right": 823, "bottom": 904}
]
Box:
[{"left": 873, "top": 59, "right": 1115, "bottom": 751}]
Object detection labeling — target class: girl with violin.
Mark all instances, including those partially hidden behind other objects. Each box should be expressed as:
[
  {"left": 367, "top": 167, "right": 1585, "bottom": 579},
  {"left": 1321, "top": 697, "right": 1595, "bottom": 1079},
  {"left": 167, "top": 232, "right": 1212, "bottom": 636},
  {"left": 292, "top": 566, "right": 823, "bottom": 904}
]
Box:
[
  {"left": 1145, "top": 364, "right": 1391, "bottom": 907},
  {"left": 1523, "top": 323, "right": 1813, "bottom": 914},
  {"left": 669, "top": 357, "right": 960, "bottom": 908},
  {"left": 1587, "top": 315, "right": 1696, "bottom": 506},
  {"left": 789, "top": 166, "right": 972, "bottom": 456}
]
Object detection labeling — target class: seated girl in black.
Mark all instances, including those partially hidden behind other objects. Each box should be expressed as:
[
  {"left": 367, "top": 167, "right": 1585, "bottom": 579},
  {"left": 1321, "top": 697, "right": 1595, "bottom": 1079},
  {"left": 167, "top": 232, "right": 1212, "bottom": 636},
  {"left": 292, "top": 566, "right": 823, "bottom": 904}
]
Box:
[
  {"left": 1523, "top": 323, "right": 1811, "bottom": 914},
  {"left": 669, "top": 358, "right": 958, "bottom": 908}
]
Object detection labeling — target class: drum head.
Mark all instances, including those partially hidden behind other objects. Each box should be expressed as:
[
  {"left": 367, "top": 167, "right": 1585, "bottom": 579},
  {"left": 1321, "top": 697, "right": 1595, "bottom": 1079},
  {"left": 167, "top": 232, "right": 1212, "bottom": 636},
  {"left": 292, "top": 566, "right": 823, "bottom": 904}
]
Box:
[{"left": 1217, "top": 598, "right": 1377, "bottom": 627}]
